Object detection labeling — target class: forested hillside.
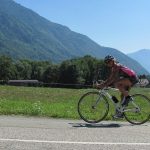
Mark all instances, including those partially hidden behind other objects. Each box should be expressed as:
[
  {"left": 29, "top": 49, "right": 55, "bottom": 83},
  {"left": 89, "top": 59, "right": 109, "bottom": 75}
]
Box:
[
  {"left": 128, "top": 49, "right": 150, "bottom": 73},
  {"left": 0, "top": 0, "right": 149, "bottom": 74}
]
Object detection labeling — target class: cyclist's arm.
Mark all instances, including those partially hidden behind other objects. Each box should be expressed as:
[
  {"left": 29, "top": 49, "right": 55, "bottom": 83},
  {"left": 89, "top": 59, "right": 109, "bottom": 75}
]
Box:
[{"left": 103, "top": 66, "right": 119, "bottom": 87}]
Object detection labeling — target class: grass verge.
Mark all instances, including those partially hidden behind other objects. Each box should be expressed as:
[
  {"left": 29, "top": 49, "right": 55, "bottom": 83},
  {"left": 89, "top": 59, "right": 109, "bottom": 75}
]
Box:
[{"left": 0, "top": 85, "right": 150, "bottom": 121}]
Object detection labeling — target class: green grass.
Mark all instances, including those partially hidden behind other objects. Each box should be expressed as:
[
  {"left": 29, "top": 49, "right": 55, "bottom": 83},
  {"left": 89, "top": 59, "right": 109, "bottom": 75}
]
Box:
[
  {"left": 0, "top": 85, "right": 90, "bottom": 119},
  {"left": 0, "top": 85, "right": 150, "bottom": 122}
]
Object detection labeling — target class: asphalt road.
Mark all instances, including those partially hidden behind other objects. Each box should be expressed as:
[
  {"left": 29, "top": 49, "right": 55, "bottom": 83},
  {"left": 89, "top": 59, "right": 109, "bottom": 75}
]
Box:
[{"left": 0, "top": 116, "right": 150, "bottom": 150}]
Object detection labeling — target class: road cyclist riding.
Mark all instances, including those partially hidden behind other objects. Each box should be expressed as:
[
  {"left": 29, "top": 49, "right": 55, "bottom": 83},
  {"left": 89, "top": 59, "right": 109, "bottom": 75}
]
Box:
[{"left": 78, "top": 55, "right": 150, "bottom": 125}]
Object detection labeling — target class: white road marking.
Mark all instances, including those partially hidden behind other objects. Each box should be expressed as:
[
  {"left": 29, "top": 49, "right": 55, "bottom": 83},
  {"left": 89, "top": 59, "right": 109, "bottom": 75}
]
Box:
[{"left": 0, "top": 139, "right": 150, "bottom": 145}]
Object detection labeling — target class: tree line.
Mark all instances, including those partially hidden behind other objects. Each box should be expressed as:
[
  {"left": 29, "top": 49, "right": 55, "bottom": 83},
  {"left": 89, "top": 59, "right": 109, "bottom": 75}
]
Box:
[
  {"left": 0, "top": 55, "right": 149, "bottom": 87},
  {"left": 0, "top": 55, "right": 110, "bottom": 85}
]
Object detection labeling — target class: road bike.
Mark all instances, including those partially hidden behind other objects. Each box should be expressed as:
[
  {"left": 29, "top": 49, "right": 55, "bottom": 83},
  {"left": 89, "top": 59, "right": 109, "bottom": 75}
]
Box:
[{"left": 78, "top": 87, "right": 150, "bottom": 125}]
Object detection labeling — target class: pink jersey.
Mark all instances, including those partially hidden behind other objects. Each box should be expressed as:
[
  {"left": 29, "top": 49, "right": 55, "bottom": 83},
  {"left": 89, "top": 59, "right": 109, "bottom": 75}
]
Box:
[{"left": 119, "top": 65, "right": 136, "bottom": 77}]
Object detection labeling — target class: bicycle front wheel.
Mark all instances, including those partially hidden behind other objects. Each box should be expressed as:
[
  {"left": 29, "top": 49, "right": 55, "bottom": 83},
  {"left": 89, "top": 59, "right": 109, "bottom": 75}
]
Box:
[
  {"left": 124, "top": 94, "right": 150, "bottom": 125},
  {"left": 78, "top": 91, "right": 109, "bottom": 123}
]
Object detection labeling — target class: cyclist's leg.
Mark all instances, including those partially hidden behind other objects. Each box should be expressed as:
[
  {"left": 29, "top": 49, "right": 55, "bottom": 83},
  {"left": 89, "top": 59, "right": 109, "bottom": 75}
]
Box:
[
  {"left": 115, "top": 78, "right": 132, "bottom": 106},
  {"left": 112, "top": 79, "right": 132, "bottom": 118},
  {"left": 115, "top": 78, "right": 131, "bottom": 95}
]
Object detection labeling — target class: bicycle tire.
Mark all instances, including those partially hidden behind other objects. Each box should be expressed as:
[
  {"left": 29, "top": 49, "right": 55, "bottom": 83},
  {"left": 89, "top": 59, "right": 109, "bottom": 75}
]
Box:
[
  {"left": 78, "top": 91, "right": 109, "bottom": 123},
  {"left": 124, "top": 94, "right": 150, "bottom": 125}
]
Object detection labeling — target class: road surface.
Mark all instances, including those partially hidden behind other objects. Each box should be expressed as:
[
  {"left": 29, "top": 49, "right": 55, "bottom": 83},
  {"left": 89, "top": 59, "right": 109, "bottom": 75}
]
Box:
[{"left": 0, "top": 116, "right": 150, "bottom": 150}]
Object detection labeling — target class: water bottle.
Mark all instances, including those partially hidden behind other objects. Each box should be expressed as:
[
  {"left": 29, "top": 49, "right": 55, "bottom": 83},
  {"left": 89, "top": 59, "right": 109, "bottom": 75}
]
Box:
[{"left": 112, "top": 96, "right": 119, "bottom": 103}]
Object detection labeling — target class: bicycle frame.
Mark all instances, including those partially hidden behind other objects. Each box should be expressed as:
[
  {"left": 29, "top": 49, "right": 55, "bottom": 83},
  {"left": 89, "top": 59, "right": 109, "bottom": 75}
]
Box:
[
  {"left": 97, "top": 88, "right": 140, "bottom": 113},
  {"left": 98, "top": 88, "right": 119, "bottom": 106}
]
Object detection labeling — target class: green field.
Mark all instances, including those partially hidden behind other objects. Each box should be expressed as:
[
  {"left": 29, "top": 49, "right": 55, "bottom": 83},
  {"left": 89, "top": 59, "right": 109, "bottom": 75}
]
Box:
[{"left": 0, "top": 85, "right": 150, "bottom": 121}]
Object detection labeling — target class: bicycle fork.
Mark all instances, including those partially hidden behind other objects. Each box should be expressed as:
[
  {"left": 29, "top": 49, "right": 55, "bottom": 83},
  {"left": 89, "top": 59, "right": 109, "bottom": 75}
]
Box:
[
  {"left": 91, "top": 94, "right": 103, "bottom": 109},
  {"left": 92, "top": 91, "right": 110, "bottom": 109}
]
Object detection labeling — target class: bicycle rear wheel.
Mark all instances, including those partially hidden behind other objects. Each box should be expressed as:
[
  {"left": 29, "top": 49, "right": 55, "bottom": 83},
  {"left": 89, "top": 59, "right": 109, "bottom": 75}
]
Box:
[
  {"left": 124, "top": 94, "right": 150, "bottom": 125},
  {"left": 78, "top": 91, "right": 109, "bottom": 123}
]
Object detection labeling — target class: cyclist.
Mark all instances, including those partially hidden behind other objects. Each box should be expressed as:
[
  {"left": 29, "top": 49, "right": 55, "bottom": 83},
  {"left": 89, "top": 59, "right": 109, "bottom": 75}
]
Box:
[{"left": 96, "top": 55, "right": 139, "bottom": 118}]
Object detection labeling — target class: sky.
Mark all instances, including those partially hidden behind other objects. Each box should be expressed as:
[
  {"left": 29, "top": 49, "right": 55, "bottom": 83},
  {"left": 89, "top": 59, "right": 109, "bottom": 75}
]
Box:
[{"left": 13, "top": 0, "right": 150, "bottom": 54}]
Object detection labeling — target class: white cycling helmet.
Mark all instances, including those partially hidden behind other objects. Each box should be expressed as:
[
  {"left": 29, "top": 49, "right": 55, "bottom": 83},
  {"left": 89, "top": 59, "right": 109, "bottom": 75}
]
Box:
[{"left": 104, "top": 55, "right": 115, "bottom": 63}]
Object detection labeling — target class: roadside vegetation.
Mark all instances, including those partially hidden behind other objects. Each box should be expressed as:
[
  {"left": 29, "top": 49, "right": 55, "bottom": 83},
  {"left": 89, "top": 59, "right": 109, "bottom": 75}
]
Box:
[{"left": 0, "top": 85, "right": 150, "bottom": 121}]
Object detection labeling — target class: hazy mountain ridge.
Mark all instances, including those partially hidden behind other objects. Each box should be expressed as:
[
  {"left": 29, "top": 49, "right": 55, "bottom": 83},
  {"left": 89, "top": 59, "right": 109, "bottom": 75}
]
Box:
[
  {"left": 128, "top": 49, "right": 150, "bottom": 73},
  {"left": 0, "top": 0, "right": 149, "bottom": 74}
]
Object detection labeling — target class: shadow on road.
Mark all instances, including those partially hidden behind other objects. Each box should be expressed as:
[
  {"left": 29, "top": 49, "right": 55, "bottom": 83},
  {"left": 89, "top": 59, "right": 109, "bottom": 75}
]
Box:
[
  {"left": 69, "top": 123, "right": 123, "bottom": 128},
  {"left": 69, "top": 122, "right": 149, "bottom": 128}
]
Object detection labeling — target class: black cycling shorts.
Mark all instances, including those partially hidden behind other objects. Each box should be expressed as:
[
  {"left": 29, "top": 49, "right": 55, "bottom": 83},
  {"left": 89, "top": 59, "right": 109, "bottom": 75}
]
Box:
[
  {"left": 118, "top": 75, "right": 139, "bottom": 86},
  {"left": 129, "top": 75, "right": 139, "bottom": 85}
]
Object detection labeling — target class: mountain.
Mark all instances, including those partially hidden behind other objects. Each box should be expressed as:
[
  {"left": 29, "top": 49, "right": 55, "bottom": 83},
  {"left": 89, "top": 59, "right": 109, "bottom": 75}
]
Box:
[
  {"left": 0, "top": 0, "right": 149, "bottom": 75},
  {"left": 128, "top": 49, "right": 150, "bottom": 73}
]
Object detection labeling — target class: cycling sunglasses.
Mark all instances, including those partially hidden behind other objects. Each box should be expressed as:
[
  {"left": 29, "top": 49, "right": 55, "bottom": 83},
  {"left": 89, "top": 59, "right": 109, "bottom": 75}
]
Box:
[{"left": 105, "top": 60, "right": 112, "bottom": 64}]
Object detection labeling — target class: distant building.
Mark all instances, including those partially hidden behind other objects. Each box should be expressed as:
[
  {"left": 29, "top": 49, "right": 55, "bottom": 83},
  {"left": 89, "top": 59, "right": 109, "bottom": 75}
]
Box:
[
  {"left": 136, "top": 79, "right": 149, "bottom": 87},
  {"left": 8, "top": 80, "right": 40, "bottom": 86}
]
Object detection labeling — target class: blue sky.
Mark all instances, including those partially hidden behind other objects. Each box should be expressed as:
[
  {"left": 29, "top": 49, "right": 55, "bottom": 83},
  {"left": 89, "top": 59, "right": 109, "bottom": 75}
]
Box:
[{"left": 14, "top": 0, "right": 150, "bottom": 53}]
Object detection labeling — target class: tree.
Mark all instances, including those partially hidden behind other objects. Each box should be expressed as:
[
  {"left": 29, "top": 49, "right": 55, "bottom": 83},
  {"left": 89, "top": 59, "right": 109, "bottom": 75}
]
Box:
[
  {"left": 70, "top": 55, "right": 105, "bottom": 85},
  {"left": 59, "top": 61, "right": 79, "bottom": 84},
  {"left": 30, "top": 61, "right": 50, "bottom": 81},
  {"left": 15, "top": 59, "right": 32, "bottom": 79},
  {"left": 42, "top": 65, "right": 59, "bottom": 83},
  {"left": 0, "top": 55, "right": 16, "bottom": 81}
]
